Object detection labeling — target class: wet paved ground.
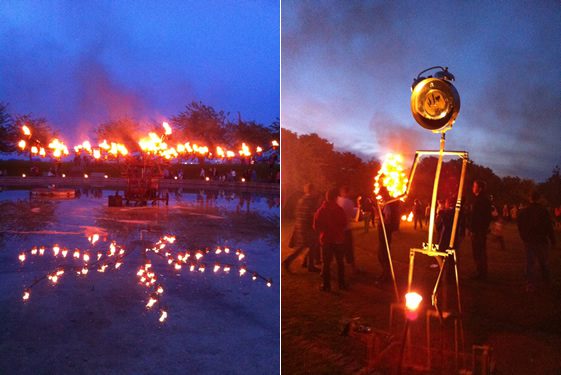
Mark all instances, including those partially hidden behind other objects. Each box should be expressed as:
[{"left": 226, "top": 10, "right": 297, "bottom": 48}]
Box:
[{"left": 0, "top": 188, "right": 279, "bottom": 374}]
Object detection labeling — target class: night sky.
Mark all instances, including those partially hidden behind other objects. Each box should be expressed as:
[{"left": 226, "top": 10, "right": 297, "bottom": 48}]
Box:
[
  {"left": 282, "top": 1, "right": 561, "bottom": 182},
  {"left": 0, "top": 1, "right": 279, "bottom": 145}
]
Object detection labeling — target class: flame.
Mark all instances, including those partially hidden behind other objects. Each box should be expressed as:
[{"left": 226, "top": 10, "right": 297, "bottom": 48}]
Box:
[
  {"left": 22, "top": 125, "right": 31, "bottom": 136},
  {"left": 272, "top": 140, "right": 279, "bottom": 147},
  {"left": 89, "top": 233, "right": 100, "bottom": 245},
  {"left": 162, "top": 121, "right": 172, "bottom": 135},
  {"left": 216, "top": 146, "right": 225, "bottom": 158},
  {"left": 18, "top": 140, "right": 26, "bottom": 150},
  {"left": 159, "top": 309, "right": 168, "bottom": 323},
  {"left": 18, "top": 253, "right": 26, "bottom": 262},
  {"left": 48, "top": 139, "right": 69, "bottom": 158},
  {"left": 374, "top": 153, "right": 408, "bottom": 200},
  {"left": 23, "top": 289, "right": 30, "bottom": 301},
  {"left": 239, "top": 143, "right": 251, "bottom": 157},
  {"left": 146, "top": 296, "right": 157, "bottom": 308}
]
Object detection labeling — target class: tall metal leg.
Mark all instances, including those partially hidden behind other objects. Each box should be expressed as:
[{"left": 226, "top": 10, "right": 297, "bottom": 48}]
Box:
[{"left": 377, "top": 202, "right": 400, "bottom": 302}]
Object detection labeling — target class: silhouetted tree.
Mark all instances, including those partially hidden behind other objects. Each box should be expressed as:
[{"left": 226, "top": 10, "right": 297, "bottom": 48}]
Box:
[
  {"left": 171, "top": 102, "right": 228, "bottom": 147},
  {"left": 539, "top": 166, "right": 561, "bottom": 207},
  {"left": 0, "top": 102, "right": 14, "bottom": 152},
  {"left": 94, "top": 117, "right": 142, "bottom": 153}
]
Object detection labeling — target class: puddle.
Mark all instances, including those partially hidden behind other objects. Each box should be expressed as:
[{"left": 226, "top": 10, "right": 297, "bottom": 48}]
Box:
[{"left": 0, "top": 187, "right": 280, "bottom": 374}]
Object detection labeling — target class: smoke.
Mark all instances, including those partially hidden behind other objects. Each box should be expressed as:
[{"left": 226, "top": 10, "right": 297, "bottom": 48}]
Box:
[{"left": 282, "top": 0, "right": 561, "bottom": 180}]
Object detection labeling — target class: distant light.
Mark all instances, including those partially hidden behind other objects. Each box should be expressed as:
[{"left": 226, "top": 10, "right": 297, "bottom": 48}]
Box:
[
  {"left": 104, "top": 175, "right": 108, "bottom": 179},
  {"left": 22, "top": 174, "right": 26, "bottom": 178},
  {"left": 62, "top": 174, "right": 66, "bottom": 178},
  {"left": 205, "top": 177, "right": 210, "bottom": 181},
  {"left": 241, "top": 178, "right": 246, "bottom": 182},
  {"left": 174, "top": 176, "right": 178, "bottom": 180},
  {"left": 84, "top": 174, "right": 89, "bottom": 179}
]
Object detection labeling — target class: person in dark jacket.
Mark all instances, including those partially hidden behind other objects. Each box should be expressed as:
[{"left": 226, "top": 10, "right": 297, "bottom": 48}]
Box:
[
  {"left": 283, "top": 183, "right": 321, "bottom": 273},
  {"left": 314, "top": 188, "right": 348, "bottom": 291},
  {"left": 517, "top": 191, "right": 556, "bottom": 291},
  {"left": 470, "top": 179, "right": 493, "bottom": 280}
]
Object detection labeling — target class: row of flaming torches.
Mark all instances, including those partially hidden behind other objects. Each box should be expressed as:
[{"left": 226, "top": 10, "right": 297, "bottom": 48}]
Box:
[
  {"left": 18, "top": 234, "right": 272, "bottom": 323},
  {"left": 18, "top": 122, "right": 279, "bottom": 161}
]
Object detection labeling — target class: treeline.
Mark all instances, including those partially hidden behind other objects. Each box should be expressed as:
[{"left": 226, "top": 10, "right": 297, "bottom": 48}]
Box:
[
  {"left": 0, "top": 101, "right": 279, "bottom": 154},
  {"left": 282, "top": 128, "right": 561, "bottom": 215}
]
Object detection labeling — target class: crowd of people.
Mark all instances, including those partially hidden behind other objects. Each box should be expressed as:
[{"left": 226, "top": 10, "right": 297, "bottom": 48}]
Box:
[{"left": 284, "top": 179, "right": 558, "bottom": 293}]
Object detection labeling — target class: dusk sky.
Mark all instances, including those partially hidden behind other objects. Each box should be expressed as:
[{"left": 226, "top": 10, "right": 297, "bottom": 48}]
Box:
[
  {"left": 282, "top": 1, "right": 561, "bottom": 182},
  {"left": 0, "top": 1, "right": 279, "bottom": 145}
]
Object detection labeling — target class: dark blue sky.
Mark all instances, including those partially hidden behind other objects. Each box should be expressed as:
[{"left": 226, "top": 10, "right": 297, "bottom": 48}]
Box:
[
  {"left": 282, "top": 1, "right": 561, "bottom": 182},
  {"left": 0, "top": 1, "right": 279, "bottom": 144}
]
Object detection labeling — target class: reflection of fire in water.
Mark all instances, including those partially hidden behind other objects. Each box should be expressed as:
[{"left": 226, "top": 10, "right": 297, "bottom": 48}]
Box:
[
  {"left": 374, "top": 153, "right": 408, "bottom": 200},
  {"left": 18, "top": 234, "right": 272, "bottom": 323}
]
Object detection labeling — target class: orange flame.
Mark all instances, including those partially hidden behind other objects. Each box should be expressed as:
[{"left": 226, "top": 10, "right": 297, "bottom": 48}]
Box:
[{"left": 374, "top": 153, "right": 408, "bottom": 200}]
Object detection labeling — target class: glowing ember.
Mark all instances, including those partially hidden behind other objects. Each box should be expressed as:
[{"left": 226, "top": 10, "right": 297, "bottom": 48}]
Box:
[{"left": 374, "top": 153, "right": 408, "bottom": 200}]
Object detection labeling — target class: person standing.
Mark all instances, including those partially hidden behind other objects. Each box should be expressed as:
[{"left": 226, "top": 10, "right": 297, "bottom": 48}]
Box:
[
  {"left": 469, "top": 179, "right": 493, "bottom": 280},
  {"left": 283, "top": 183, "right": 321, "bottom": 273},
  {"left": 314, "top": 188, "right": 348, "bottom": 291},
  {"left": 337, "top": 186, "right": 357, "bottom": 274},
  {"left": 359, "top": 195, "right": 374, "bottom": 233},
  {"left": 517, "top": 191, "right": 556, "bottom": 291}
]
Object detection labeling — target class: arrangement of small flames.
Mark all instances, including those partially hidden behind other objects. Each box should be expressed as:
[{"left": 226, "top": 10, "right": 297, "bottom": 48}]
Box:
[
  {"left": 18, "top": 122, "right": 279, "bottom": 162},
  {"left": 18, "top": 234, "right": 272, "bottom": 323}
]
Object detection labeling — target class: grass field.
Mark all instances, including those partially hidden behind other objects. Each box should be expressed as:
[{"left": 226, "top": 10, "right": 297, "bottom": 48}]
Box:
[{"left": 281, "top": 218, "right": 561, "bottom": 374}]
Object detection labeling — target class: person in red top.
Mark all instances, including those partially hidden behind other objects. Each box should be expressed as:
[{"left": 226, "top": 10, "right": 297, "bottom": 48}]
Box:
[{"left": 314, "top": 187, "right": 348, "bottom": 291}]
